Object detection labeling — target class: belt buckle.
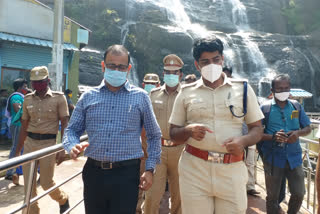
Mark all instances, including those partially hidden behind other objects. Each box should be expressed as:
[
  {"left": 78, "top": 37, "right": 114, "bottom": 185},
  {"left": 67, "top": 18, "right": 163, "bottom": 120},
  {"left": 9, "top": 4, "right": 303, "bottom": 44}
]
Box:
[
  {"left": 163, "top": 139, "right": 173, "bottom": 146},
  {"left": 101, "top": 162, "right": 113, "bottom": 170},
  {"left": 207, "top": 152, "right": 223, "bottom": 163}
]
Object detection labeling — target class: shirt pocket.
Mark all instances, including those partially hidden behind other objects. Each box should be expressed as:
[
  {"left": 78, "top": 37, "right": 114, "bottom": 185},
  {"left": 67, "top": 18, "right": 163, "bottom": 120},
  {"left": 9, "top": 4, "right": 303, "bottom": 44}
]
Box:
[
  {"left": 126, "top": 104, "right": 141, "bottom": 130},
  {"left": 27, "top": 105, "right": 37, "bottom": 120},
  {"left": 46, "top": 107, "right": 58, "bottom": 119},
  {"left": 186, "top": 102, "right": 207, "bottom": 122},
  {"left": 152, "top": 102, "right": 164, "bottom": 120},
  {"left": 225, "top": 97, "right": 244, "bottom": 120}
]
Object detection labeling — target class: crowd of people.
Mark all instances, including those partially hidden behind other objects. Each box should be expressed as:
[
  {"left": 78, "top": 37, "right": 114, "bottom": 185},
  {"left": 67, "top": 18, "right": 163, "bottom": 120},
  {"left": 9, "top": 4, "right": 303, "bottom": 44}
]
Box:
[{"left": 1, "top": 34, "right": 318, "bottom": 214}]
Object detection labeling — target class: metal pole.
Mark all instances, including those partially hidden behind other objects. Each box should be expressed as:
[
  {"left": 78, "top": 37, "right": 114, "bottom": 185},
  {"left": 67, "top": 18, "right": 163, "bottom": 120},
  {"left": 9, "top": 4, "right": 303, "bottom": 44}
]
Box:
[
  {"left": 313, "top": 174, "right": 317, "bottom": 214},
  {"left": 307, "top": 168, "right": 311, "bottom": 209},
  {"left": 49, "top": 0, "right": 64, "bottom": 91},
  {"left": 22, "top": 161, "right": 38, "bottom": 214}
]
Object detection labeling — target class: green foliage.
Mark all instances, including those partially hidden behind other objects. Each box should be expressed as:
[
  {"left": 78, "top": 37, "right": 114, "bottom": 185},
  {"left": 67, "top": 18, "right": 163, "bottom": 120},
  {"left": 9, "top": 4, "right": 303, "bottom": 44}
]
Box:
[
  {"left": 127, "top": 34, "right": 136, "bottom": 48},
  {"left": 281, "top": 0, "right": 320, "bottom": 34},
  {"left": 64, "top": 0, "right": 123, "bottom": 47}
]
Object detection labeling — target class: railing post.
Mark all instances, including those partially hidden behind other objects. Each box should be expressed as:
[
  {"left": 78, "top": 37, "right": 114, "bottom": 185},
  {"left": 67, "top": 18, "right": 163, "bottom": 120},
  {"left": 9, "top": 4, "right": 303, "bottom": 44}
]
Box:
[
  {"left": 22, "top": 160, "right": 38, "bottom": 214},
  {"left": 307, "top": 167, "right": 311, "bottom": 210},
  {"left": 313, "top": 174, "right": 317, "bottom": 214}
]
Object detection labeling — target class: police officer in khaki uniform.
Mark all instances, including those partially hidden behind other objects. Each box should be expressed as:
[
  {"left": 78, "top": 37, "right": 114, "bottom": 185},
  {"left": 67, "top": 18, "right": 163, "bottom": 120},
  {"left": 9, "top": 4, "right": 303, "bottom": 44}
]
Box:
[
  {"left": 15, "top": 66, "right": 70, "bottom": 214},
  {"left": 144, "top": 55, "right": 184, "bottom": 214},
  {"left": 136, "top": 73, "right": 161, "bottom": 214},
  {"left": 142, "top": 73, "right": 161, "bottom": 94},
  {"left": 169, "top": 36, "right": 264, "bottom": 214}
]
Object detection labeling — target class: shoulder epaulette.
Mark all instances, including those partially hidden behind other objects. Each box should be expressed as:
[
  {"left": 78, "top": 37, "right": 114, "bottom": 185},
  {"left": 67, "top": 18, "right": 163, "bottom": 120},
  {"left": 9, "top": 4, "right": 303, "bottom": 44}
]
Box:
[
  {"left": 150, "top": 87, "right": 161, "bottom": 93},
  {"left": 25, "top": 93, "right": 34, "bottom": 98},
  {"left": 230, "top": 78, "right": 248, "bottom": 83},
  {"left": 181, "top": 81, "right": 197, "bottom": 89},
  {"left": 52, "top": 91, "right": 64, "bottom": 95}
]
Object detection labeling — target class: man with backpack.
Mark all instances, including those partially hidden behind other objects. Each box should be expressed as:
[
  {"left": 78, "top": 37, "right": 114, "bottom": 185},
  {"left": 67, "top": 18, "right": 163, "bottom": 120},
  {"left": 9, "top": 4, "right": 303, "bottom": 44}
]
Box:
[{"left": 260, "top": 74, "right": 311, "bottom": 214}]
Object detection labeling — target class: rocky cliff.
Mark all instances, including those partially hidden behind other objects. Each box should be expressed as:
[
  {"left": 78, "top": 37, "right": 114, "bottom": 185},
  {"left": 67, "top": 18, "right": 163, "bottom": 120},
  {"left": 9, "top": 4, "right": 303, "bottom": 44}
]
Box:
[{"left": 53, "top": 0, "right": 320, "bottom": 110}]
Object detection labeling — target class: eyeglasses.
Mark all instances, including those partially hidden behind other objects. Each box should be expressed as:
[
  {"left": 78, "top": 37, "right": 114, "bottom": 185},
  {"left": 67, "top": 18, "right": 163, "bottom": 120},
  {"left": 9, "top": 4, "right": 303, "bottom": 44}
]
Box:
[{"left": 105, "top": 63, "right": 128, "bottom": 71}]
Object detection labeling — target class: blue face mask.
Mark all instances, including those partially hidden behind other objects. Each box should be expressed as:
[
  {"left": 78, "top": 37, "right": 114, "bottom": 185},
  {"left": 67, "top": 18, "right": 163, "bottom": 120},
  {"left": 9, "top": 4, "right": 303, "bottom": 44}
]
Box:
[
  {"left": 144, "top": 84, "right": 156, "bottom": 93},
  {"left": 163, "top": 74, "right": 179, "bottom": 87},
  {"left": 104, "top": 68, "right": 127, "bottom": 87}
]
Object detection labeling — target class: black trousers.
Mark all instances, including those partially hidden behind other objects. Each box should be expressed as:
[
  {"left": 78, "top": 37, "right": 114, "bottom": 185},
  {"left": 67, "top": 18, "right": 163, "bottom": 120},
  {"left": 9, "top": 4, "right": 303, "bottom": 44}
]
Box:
[
  {"left": 264, "top": 161, "right": 305, "bottom": 214},
  {"left": 82, "top": 159, "right": 141, "bottom": 214}
]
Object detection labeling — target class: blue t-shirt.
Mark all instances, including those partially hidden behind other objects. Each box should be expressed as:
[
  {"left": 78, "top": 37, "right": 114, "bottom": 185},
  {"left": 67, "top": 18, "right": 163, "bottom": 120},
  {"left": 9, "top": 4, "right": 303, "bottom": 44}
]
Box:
[
  {"left": 261, "top": 99, "right": 311, "bottom": 169},
  {"left": 10, "top": 94, "right": 24, "bottom": 126}
]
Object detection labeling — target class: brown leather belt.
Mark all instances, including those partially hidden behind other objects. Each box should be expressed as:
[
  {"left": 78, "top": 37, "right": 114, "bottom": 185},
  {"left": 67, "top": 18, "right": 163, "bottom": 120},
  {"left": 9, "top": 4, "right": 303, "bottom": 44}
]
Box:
[
  {"left": 185, "top": 144, "right": 244, "bottom": 164},
  {"left": 27, "top": 132, "right": 57, "bottom": 140},
  {"left": 161, "top": 138, "right": 178, "bottom": 147},
  {"left": 87, "top": 158, "right": 140, "bottom": 170}
]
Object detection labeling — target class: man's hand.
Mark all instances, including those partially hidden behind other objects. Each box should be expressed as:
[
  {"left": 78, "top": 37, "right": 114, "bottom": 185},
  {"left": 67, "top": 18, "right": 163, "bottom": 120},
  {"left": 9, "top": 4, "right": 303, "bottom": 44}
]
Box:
[
  {"left": 70, "top": 142, "right": 89, "bottom": 160},
  {"left": 139, "top": 171, "right": 153, "bottom": 191},
  {"left": 185, "top": 124, "right": 213, "bottom": 141},
  {"left": 274, "top": 129, "right": 288, "bottom": 143},
  {"left": 56, "top": 150, "right": 65, "bottom": 165},
  {"left": 286, "top": 130, "right": 299, "bottom": 143},
  {"left": 223, "top": 137, "right": 245, "bottom": 156}
]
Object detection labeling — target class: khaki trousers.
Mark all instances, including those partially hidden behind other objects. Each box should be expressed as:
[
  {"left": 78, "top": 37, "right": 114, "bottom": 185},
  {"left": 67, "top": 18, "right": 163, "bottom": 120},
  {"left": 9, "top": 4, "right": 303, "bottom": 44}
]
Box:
[
  {"left": 144, "top": 144, "right": 184, "bottom": 214},
  {"left": 22, "top": 137, "right": 68, "bottom": 214},
  {"left": 246, "top": 147, "right": 256, "bottom": 191},
  {"left": 179, "top": 151, "right": 248, "bottom": 214}
]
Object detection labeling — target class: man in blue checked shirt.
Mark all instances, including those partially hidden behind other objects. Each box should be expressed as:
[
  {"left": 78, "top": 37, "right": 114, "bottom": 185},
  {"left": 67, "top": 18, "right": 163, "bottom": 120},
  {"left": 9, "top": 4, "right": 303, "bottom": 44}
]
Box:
[{"left": 62, "top": 44, "right": 162, "bottom": 214}]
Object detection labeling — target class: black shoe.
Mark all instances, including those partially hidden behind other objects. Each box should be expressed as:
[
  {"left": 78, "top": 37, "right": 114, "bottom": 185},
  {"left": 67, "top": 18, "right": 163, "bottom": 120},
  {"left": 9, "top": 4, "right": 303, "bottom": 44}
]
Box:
[
  {"left": 4, "top": 175, "right": 13, "bottom": 180},
  {"left": 247, "top": 189, "right": 260, "bottom": 196},
  {"left": 60, "top": 199, "right": 70, "bottom": 214}
]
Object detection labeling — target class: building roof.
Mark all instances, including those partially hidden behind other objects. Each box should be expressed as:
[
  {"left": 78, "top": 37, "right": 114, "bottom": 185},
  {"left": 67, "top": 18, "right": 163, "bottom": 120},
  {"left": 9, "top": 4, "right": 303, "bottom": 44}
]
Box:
[
  {"left": 0, "top": 32, "right": 78, "bottom": 51},
  {"left": 290, "top": 88, "right": 313, "bottom": 98}
]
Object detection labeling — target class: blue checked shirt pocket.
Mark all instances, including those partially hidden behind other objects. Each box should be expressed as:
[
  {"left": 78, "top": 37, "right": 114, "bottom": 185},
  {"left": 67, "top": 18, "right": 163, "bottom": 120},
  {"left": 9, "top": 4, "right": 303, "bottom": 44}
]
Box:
[{"left": 125, "top": 104, "right": 141, "bottom": 131}]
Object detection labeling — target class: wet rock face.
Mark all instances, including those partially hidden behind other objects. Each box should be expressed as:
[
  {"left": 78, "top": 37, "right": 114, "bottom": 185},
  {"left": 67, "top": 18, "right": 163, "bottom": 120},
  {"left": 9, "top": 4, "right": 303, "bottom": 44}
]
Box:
[
  {"left": 79, "top": 51, "right": 104, "bottom": 86},
  {"left": 72, "top": 0, "right": 320, "bottom": 110}
]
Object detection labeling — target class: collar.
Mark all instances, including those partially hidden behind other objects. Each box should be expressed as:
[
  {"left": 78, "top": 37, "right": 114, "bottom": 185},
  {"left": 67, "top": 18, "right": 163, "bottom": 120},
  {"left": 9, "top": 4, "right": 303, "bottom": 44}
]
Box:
[
  {"left": 32, "top": 88, "right": 53, "bottom": 97},
  {"left": 162, "top": 83, "right": 181, "bottom": 94},
  {"left": 98, "top": 80, "right": 131, "bottom": 92},
  {"left": 272, "top": 98, "right": 289, "bottom": 107},
  {"left": 195, "top": 73, "right": 232, "bottom": 89}
]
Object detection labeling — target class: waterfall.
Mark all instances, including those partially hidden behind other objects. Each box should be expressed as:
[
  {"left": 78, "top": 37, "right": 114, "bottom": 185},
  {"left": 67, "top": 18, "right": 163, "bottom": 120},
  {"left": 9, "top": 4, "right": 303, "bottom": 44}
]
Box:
[
  {"left": 223, "top": 0, "right": 275, "bottom": 94},
  {"left": 146, "top": 0, "right": 210, "bottom": 39},
  {"left": 289, "top": 39, "right": 317, "bottom": 108},
  {"left": 121, "top": 21, "right": 136, "bottom": 45},
  {"left": 122, "top": 1, "right": 140, "bottom": 86}
]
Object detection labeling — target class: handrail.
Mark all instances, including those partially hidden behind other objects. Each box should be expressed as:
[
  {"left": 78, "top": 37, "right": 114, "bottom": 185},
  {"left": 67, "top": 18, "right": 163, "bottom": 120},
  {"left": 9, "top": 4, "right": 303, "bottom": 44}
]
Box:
[
  {"left": 0, "top": 135, "right": 88, "bottom": 214},
  {"left": 256, "top": 136, "right": 319, "bottom": 214},
  {"left": 0, "top": 135, "right": 88, "bottom": 173}
]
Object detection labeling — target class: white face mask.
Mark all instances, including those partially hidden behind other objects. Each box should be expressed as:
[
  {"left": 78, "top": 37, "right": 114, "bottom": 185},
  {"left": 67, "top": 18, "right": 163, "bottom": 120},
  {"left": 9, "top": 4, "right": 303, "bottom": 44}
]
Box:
[
  {"left": 200, "top": 64, "right": 223, "bottom": 83},
  {"left": 274, "top": 92, "right": 290, "bottom": 101}
]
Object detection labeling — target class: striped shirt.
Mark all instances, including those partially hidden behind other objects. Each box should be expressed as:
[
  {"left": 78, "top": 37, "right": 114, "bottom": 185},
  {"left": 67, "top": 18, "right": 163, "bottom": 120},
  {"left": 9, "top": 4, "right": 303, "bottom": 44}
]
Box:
[{"left": 62, "top": 81, "right": 162, "bottom": 170}]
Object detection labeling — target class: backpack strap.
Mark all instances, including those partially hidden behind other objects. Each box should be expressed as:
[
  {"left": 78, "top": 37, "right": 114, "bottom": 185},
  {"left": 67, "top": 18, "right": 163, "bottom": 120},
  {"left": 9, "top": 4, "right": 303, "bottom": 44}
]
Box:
[
  {"left": 288, "top": 99, "right": 302, "bottom": 128},
  {"left": 260, "top": 100, "right": 272, "bottom": 126}
]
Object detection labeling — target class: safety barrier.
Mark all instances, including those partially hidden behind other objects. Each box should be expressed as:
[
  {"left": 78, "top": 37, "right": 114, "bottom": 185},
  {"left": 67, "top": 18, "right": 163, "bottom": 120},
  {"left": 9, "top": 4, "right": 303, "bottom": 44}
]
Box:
[
  {"left": 0, "top": 135, "right": 88, "bottom": 214},
  {"left": 256, "top": 136, "right": 318, "bottom": 214}
]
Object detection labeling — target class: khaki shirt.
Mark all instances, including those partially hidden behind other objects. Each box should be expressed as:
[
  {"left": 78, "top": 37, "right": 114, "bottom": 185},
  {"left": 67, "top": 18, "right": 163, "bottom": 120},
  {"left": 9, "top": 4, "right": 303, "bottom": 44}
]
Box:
[
  {"left": 169, "top": 75, "right": 264, "bottom": 153},
  {"left": 22, "top": 88, "right": 69, "bottom": 134},
  {"left": 150, "top": 84, "right": 181, "bottom": 140}
]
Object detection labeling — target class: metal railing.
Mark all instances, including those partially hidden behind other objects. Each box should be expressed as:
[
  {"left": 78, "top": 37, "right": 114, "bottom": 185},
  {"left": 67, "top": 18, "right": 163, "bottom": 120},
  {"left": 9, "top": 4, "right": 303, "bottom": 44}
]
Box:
[
  {"left": 0, "top": 135, "right": 88, "bottom": 214},
  {"left": 256, "top": 136, "right": 319, "bottom": 214}
]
